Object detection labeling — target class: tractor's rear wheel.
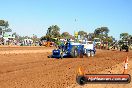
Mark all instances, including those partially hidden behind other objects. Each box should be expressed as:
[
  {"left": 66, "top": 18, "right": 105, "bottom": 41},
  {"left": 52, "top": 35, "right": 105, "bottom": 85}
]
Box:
[
  {"left": 120, "top": 48, "right": 122, "bottom": 51},
  {"left": 79, "top": 50, "right": 83, "bottom": 58},
  {"left": 126, "top": 48, "right": 129, "bottom": 52},
  {"left": 71, "top": 46, "right": 78, "bottom": 58}
]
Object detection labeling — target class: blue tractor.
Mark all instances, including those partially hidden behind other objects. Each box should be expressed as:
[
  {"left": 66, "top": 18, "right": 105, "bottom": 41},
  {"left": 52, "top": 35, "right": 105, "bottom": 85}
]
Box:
[{"left": 48, "top": 41, "right": 84, "bottom": 59}]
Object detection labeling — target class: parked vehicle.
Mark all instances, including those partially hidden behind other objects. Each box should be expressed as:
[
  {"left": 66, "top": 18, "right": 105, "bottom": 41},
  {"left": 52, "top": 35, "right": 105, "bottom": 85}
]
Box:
[
  {"left": 82, "top": 40, "right": 96, "bottom": 57},
  {"left": 120, "top": 41, "right": 129, "bottom": 52}
]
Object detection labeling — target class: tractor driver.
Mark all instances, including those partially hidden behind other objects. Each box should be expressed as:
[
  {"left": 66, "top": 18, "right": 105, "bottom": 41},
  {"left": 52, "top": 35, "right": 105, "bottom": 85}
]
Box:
[{"left": 61, "top": 40, "right": 65, "bottom": 52}]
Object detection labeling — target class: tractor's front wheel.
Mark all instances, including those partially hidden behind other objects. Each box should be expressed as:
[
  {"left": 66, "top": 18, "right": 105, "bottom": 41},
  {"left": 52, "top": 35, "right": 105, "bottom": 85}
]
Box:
[
  {"left": 91, "top": 51, "right": 95, "bottom": 57},
  {"left": 87, "top": 50, "right": 91, "bottom": 57}
]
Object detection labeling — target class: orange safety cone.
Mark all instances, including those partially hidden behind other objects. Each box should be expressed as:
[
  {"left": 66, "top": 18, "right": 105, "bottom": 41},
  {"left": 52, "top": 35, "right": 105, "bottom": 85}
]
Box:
[
  {"left": 123, "top": 56, "right": 129, "bottom": 74},
  {"left": 78, "top": 67, "right": 84, "bottom": 76}
]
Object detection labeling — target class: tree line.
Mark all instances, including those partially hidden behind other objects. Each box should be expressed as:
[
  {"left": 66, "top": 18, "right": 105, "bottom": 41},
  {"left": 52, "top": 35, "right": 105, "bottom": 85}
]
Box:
[
  {"left": 0, "top": 20, "right": 132, "bottom": 43},
  {"left": 0, "top": 20, "right": 39, "bottom": 43},
  {"left": 41, "top": 25, "right": 114, "bottom": 43},
  {"left": 42, "top": 25, "right": 132, "bottom": 43}
]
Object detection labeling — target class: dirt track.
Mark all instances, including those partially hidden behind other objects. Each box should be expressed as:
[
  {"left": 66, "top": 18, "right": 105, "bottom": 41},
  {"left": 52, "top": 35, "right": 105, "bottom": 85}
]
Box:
[{"left": 0, "top": 46, "right": 131, "bottom": 88}]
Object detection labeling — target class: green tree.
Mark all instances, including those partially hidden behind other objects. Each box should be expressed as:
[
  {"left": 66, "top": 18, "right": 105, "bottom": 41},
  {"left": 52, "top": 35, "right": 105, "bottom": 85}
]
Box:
[
  {"left": 4, "top": 21, "right": 9, "bottom": 29},
  {"left": 12, "top": 32, "right": 19, "bottom": 39},
  {"left": 0, "top": 20, "right": 12, "bottom": 37},
  {"left": 94, "top": 27, "right": 109, "bottom": 41},
  {"left": 61, "top": 32, "right": 70, "bottom": 39},
  {"left": 46, "top": 25, "right": 60, "bottom": 38},
  {"left": 40, "top": 36, "right": 47, "bottom": 41},
  {"left": 94, "top": 28, "right": 101, "bottom": 37},
  {"left": 105, "top": 36, "right": 114, "bottom": 43},
  {"left": 0, "top": 27, "right": 2, "bottom": 35},
  {"left": 78, "top": 31, "right": 87, "bottom": 39},
  {"left": 120, "top": 33, "right": 129, "bottom": 40},
  {"left": 87, "top": 33, "right": 94, "bottom": 41},
  {"left": 0, "top": 20, "right": 5, "bottom": 26},
  {"left": 5, "top": 28, "right": 12, "bottom": 32},
  {"left": 100, "top": 27, "right": 109, "bottom": 37},
  {"left": 0, "top": 20, "right": 10, "bottom": 30}
]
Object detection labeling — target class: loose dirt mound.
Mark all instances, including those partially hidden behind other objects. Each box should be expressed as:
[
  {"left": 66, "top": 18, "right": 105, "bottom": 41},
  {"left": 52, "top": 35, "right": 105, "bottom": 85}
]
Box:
[{"left": 0, "top": 47, "right": 131, "bottom": 88}]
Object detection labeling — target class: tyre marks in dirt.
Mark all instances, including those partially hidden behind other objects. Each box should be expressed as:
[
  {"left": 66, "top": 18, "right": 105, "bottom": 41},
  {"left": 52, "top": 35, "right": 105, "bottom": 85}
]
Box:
[{"left": 0, "top": 49, "right": 132, "bottom": 88}]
